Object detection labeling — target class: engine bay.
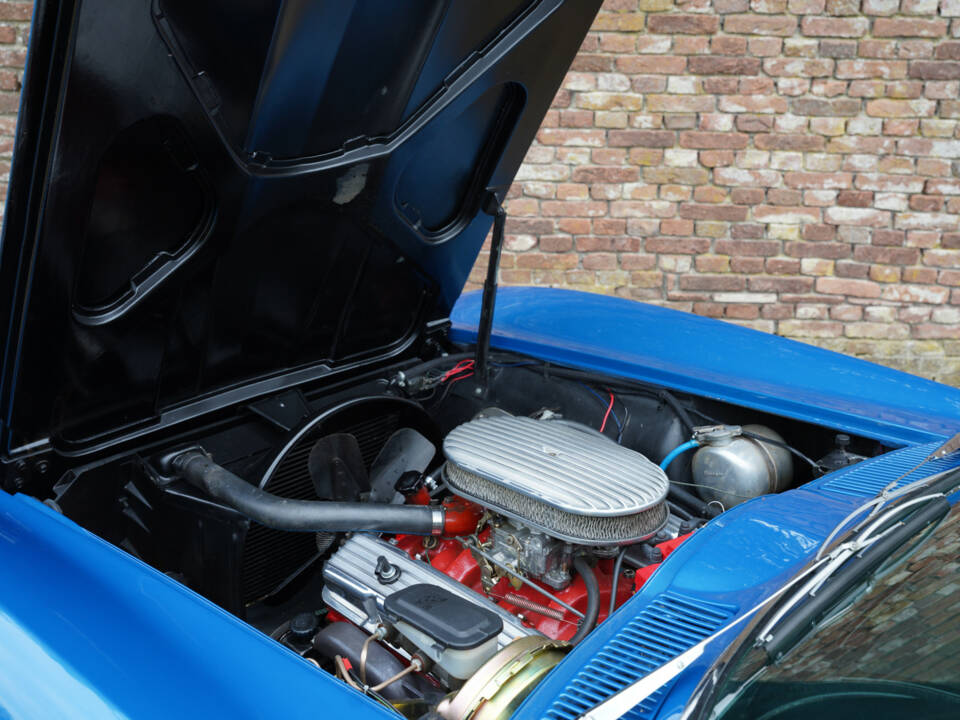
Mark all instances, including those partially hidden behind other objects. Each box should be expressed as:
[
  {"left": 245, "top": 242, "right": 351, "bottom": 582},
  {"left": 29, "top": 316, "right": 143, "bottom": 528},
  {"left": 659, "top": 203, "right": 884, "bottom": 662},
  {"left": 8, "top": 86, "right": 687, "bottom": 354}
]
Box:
[{"left": 39, "top": 350, "right": 883, "bottom": 719}]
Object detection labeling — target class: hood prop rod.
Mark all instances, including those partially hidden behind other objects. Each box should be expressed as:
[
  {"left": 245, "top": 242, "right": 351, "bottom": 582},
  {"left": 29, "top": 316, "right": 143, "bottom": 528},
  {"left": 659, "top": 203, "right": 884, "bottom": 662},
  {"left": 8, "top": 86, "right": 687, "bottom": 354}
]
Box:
[{"left": 476, "top": 194, "right": 507, "bottom": 391}]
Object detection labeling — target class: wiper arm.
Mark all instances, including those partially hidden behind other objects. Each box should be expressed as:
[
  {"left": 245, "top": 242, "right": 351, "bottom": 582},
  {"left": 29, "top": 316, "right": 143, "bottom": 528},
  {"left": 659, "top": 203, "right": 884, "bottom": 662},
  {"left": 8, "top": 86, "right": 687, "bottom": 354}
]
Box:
[
  {"left": 816, "top": 430, "right": 960, "bottom": 560},
  {"left": 759, "top": 493, "right": 949, "bottom": 662}
]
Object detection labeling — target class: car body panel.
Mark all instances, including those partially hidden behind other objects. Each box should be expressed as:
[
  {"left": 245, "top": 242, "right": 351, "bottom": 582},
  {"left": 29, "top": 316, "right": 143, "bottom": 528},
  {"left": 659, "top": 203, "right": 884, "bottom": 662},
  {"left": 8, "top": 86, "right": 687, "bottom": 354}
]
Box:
[
  {"left": 514, "top": 440, "right": 960, "bottom": 719},
  {"left": 0, "top": 0, "right": 601, "bottom": 454},
  {"left": 451, "top": 287, "right": 960, "bottom": 446},
  {"left": 0, "top": 490, "right": 394, "bottom": 720}
]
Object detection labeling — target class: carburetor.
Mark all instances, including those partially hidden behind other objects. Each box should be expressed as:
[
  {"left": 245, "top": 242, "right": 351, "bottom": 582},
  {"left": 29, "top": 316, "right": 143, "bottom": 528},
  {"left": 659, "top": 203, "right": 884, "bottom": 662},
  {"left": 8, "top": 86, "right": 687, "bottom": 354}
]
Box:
[{"left": 488, "top": 518, "right": 572, "bottom": 590}]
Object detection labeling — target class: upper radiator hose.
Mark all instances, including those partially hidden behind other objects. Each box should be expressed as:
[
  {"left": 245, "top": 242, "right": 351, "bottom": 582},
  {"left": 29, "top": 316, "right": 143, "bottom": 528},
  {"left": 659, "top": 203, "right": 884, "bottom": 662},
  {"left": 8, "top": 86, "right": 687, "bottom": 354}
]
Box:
[{"left": 163, "top": 450, "right": 444, "bottom": 535}]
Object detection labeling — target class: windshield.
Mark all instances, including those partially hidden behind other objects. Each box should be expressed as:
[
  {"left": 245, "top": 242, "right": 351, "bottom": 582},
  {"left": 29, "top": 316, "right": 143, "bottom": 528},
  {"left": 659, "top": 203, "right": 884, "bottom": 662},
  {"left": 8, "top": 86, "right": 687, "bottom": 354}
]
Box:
[{"left": 707, "top": 494, "right": 960, "bottom": 720}]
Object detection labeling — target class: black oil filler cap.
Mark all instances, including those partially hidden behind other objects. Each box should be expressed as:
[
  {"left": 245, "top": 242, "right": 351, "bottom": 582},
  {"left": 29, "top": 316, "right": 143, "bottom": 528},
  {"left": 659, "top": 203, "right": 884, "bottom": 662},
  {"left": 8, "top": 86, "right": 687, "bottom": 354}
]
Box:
[{"left": 383, "top": 584, "right": 502, "bottom": 650}]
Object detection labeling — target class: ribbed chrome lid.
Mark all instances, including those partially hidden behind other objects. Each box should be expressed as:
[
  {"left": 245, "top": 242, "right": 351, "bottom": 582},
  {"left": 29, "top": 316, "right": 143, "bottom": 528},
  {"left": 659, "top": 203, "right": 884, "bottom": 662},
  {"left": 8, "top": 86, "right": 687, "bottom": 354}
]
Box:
[{"left": 443, "top": 416, "right": 669, "bottom": 518}]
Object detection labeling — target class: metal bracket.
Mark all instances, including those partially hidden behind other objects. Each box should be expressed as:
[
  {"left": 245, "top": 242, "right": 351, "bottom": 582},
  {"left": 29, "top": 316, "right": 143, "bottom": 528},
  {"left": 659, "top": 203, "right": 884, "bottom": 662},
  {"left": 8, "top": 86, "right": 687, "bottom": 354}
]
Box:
[{"left": 475, "top": 192, "right": 507, "bottom": 392}]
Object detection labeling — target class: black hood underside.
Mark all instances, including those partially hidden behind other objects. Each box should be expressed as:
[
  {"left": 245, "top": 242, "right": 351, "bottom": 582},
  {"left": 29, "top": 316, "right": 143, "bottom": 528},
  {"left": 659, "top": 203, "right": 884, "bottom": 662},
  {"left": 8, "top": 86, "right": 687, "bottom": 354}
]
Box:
[{"left": 0, "top": 0, "right": 600, "bottom": 454}]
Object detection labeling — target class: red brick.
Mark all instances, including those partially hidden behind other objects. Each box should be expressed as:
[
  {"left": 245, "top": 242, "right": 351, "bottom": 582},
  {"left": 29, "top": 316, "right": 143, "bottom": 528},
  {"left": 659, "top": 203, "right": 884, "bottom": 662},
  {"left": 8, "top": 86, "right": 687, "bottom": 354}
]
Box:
[
  {"left": 786, "top": 241, "right": 853, "bottom": 258},
  {"left": 688, "top": 56, "right": 762, "bottom": 75},
  {"left": 766, "top": 257, "right": 802, "bottom": 273},
  {"left": 703, "top": 77, "right": 739, "bottom": 94},
  {"left": 784, "top": 172, "right": 853, "bottom": 189},
  {"left": 732, "top": 224, "right": 766, "bottom": 239},
  {"left": 679, "top": 131, "right": 749, "bottom": 149},
  {"left": 711, "top": 36, "right": 748, "bottom": 55},
  {"left": 763, "top": 58, "right": 835, "bottom": 76},
  {"left": 837, "top": 190, "right": 874, "bottom": 207},
  {"left": 732, "top": 257, "right": 767, "bottom": 273},
  {"left": 749, "top": 276, "right": 815, "bottom": 292},
  {"left": 804, "top": 224, "right": 837, "bottom": 241},
  {"left": 724, "top": 14, "right": 798, "bottom": 36},
  {"left": 736, "top": 115, "right": 775, "bottom": 132},
  {"left": 909, "top": 195, "right": 945, "bottom": 212},
  {"left": 716, "top": 239, "right": 782, "bottom": 256},
  {"left": 755, "top": 134, "right": 826, "bottom": 151},
  {"left": 540, "top": 201, "right": 608, "bottom": 217},
  {"left": 768, "top": 188, "right": 802, "bottom": 206},
  {"left": 909, "top": 61, "right": 960, "bottom": 80},
  {"left": 608, "top": 130, "right": 675, "bottom": 147},
  {"left": 679, "top": 275, "right": 746, "bottom": 291},
  {"left": 678, "top": 204, "right": 750, "bottom": 221},
  {"left": 537, "top": 128, "right": 607, "bottom": 146},
  {"left": 874, "top": 18, "right": 949, "bottom": 38},
  {"left": 754, "top": 205, "right": 822, "bottom": 222},
  {"left": 0, "top": 4, "right": 31, "bottom": 21},
  {"left": 801, "top": 16, "right": 869, "bottom": 37},
  {"left": 791, "top": 97, "right": 861, "bottom": 115},
  {"left": 700, "top": 150, "right": 736, "bottom": 167},
  {"left": 853, "top": 245, "right": 921, "bottom": 264},
  {"left": 718, "top": 95, "right": 789, "bottom": 114},
  {"left": 616, "top": 55, "right": 687, "bottom": 74},
  {"left": 647, "top": 14, "right": 720, "bottom": 34},
  {"left": 731, "top": 188, "right": 766, "bottom": 204},
  {"left": 539, "top": 235, "right": 575, "bottom": 252},
  {"left": 815, "top": 277, "right": 883, "bottom": 297},
  {"left": 646, "top": 237, "right": 712, "bottom": 254},
  {"left": 571, "top": 167, "right": 640, "bottom": 183}
]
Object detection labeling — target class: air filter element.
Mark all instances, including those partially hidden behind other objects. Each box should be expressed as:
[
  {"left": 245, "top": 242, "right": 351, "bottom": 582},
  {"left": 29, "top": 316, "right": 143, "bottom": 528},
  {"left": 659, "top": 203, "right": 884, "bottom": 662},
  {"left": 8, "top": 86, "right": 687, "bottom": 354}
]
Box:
[{"left": 442, "top": 416, "right": 669, "bottom": 545}]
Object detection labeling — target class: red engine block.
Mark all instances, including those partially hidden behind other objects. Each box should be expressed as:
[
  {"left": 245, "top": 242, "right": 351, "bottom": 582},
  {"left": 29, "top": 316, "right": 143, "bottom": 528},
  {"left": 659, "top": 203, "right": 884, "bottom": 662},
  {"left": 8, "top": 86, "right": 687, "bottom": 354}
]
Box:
[{"left": 393, "top": 500, "right": 688, "bottom": 641}]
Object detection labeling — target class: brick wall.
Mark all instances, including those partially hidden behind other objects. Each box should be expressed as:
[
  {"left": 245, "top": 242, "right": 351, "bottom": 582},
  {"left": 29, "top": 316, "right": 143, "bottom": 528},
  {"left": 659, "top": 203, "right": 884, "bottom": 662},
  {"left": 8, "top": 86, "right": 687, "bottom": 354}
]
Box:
[
  {"left": 0, "top": 0, "right": 27, "bottom": 201},
  {"left": 466, "top": 0, "right": 960, "bottom": 385},
  {"left": 0, "top": 1, "right": 957, "bottom": 382}
]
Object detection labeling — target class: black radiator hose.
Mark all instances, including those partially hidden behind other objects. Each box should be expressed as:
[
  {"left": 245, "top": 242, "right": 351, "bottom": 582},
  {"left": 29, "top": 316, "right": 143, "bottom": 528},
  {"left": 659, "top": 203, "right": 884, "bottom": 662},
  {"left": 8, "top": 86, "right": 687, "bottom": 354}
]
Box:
[
  {"left": 568, "top": 555, "right": 600, "bottom": 646},
  {"left": 165, "top": 450, "right": 444, "bottom": 535}
]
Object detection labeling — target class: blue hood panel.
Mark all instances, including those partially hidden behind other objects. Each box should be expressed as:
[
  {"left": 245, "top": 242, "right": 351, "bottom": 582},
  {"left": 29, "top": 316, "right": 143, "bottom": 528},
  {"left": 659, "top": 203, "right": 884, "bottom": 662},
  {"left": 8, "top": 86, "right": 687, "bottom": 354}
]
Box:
[
  {"left": 0, "top": 491, "right": 392, "bottom": 720},
  {"left": 451, "top": 287, "right": 960, "bottom": 446}
]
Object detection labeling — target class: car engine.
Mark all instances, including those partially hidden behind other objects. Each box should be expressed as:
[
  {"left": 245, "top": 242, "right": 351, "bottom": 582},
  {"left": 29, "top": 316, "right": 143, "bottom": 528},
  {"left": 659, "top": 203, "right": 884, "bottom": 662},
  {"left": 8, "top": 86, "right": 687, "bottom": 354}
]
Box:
[{"left": 44, "top": 352, "right": 876, "bottom": 719}]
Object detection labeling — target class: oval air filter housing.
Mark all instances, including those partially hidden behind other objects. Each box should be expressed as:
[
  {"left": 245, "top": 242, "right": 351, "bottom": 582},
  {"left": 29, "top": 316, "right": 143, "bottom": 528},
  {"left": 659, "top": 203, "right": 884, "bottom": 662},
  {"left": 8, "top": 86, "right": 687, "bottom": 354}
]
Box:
[{"left": 442, "top": 416, "right": 669, "bottom": 545}]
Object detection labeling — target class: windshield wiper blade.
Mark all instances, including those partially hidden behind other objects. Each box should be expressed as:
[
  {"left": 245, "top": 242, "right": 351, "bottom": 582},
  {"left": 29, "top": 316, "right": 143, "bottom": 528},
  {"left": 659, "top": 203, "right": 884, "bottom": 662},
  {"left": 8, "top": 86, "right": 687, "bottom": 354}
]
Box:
[{"left": 759, "top": 493, "right": 949, "bottom": 662}]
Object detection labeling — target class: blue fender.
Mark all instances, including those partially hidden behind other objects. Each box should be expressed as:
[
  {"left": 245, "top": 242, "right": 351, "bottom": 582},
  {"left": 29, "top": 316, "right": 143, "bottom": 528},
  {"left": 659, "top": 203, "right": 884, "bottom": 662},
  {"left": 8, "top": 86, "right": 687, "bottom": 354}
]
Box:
[
  {"left": 0, "top": 491, "right": 391, "bottom": 720},
  {"left": 451, "top": 287, "right": 960, "bottom": 446}
]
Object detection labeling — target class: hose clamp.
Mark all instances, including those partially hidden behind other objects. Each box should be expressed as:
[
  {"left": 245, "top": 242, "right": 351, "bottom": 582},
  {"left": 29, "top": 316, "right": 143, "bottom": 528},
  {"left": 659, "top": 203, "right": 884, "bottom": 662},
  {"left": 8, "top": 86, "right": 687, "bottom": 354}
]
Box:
[{"left": 431, "top": 506, "right": 446, "bottom": 535}]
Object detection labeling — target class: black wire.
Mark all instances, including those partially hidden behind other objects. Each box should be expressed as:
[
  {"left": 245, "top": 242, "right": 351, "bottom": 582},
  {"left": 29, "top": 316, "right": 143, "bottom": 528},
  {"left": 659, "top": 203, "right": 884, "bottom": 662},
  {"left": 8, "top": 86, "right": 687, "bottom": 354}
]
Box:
[
  {"left": 686, "top": 406, "right": 822, "bottom": 471},
  {"left": 609, "top": 547, "right": 628, "bottom": 618}
]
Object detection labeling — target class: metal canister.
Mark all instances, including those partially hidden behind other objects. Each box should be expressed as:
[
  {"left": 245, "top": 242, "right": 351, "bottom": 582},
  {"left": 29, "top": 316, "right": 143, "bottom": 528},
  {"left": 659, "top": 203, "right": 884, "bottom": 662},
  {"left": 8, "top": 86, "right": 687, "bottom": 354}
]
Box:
[{"left": 691, "top": 424, "right": 793, "bottom": 510}]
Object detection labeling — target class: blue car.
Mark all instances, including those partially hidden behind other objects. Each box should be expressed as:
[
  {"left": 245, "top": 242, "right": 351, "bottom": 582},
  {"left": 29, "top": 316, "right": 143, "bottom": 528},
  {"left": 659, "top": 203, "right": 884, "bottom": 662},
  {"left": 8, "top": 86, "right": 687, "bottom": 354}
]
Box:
[{"left": 0, "top": 2, "right": 957, "bottom": 719}]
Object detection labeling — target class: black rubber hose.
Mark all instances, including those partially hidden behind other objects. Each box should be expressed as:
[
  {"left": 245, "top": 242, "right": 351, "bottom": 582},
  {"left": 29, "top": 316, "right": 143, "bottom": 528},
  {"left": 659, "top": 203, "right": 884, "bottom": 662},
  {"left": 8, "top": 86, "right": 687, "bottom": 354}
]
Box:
[
  {"left": 667, "top": 500, "right": 694, "bottom": 521},
  {"left": 658, "top": 390, "right": 696, "bottom": 434},
  {"left": 569, "top": 556, "right": 600, "bottom": 645},
  {"left": 168, "top": 451, "right": 441, "bottom": 534},
  {"left": 608, "top": 547, "right": 628, "bottom": 618},
  {"left": 668, "top": 483, "right": 720, "bottom": 519}
]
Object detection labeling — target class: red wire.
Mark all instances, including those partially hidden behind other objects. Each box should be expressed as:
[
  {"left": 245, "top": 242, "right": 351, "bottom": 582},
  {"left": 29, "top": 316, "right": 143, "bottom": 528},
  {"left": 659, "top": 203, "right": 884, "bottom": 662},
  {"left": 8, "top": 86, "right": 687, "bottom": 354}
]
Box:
[
  {"left": 442, "top": 359, "right": 475, "bottom": 382},
  {"left": 599, "top": 391, "right": 615, "bottom": 433}
]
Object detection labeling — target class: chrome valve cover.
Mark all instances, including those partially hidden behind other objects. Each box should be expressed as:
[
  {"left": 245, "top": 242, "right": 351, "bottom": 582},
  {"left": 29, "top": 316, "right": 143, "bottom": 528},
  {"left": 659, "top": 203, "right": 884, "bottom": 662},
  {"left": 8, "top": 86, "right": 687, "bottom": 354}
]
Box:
[{"left": 322, "top": 534, "right": 535, "bottom": 651}]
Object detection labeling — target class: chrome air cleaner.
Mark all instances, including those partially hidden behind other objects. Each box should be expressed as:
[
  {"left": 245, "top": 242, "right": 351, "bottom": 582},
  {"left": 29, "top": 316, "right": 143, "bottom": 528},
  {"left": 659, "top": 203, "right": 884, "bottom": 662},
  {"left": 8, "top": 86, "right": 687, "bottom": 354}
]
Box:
[{"left": 442, "top": 415, "right": 669, "bottom": 545}]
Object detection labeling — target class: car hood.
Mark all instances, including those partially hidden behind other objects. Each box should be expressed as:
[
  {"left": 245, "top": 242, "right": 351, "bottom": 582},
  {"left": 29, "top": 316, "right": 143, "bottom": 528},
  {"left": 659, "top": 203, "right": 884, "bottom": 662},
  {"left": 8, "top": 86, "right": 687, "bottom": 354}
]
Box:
[{"left": 0, "top": 0, "right": 600, "bottom": 454}]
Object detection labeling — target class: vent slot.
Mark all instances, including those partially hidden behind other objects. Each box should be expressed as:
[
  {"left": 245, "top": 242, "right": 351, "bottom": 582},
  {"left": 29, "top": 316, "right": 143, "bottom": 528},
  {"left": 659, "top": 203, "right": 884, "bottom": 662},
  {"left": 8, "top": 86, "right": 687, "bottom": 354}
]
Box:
[
  {"left": 820, "top": 441, "right": 960, "bottom": 499},
  {"left": 543, "top": 592, "right": 735, "bottom": 720}
]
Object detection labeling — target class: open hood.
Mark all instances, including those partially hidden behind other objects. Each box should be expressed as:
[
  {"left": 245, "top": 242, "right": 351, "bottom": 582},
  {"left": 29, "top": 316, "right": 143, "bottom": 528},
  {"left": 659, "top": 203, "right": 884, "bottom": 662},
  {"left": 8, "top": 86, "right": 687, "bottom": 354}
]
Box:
[{"left": 0, "top": 0, "right": 600, "bottom": 455}]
